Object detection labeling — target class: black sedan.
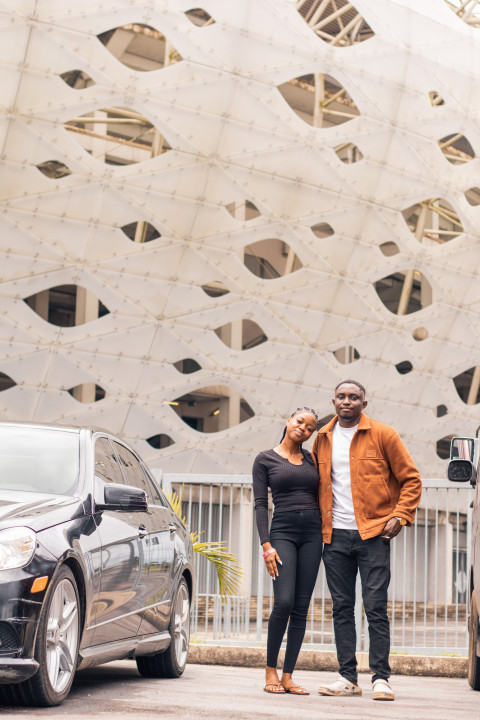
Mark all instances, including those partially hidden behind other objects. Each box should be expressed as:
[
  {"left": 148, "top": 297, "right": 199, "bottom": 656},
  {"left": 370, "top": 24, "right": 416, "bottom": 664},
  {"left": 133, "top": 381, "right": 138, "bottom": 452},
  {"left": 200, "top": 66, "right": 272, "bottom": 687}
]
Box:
[{"left": 0, "top": 421, "right": 194, "bottom": 706}]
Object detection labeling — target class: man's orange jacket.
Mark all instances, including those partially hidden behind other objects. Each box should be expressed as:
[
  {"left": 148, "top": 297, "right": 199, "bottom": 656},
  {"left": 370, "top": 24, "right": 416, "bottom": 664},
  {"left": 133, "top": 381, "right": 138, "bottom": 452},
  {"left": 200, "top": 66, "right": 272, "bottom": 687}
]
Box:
[{"left": 311, "top": 413, "right": 422, "bottom": 544}]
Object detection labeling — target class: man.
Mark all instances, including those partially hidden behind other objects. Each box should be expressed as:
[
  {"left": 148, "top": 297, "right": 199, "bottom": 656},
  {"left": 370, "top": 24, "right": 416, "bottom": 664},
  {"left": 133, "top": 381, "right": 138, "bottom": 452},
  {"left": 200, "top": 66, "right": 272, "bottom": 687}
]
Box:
[{"left": 312, "top": 380, "right": 422, "bottom": 701}]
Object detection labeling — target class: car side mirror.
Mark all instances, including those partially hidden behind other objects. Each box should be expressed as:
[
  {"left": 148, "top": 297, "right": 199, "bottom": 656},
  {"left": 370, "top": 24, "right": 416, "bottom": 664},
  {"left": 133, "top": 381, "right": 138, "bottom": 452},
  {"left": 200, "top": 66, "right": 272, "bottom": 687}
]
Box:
[
  {"left": 96, "top": 482, "right": 148, "bottom": 512},
  {"left": 447, "top": 436, "right": 477, "bottom": 486}
]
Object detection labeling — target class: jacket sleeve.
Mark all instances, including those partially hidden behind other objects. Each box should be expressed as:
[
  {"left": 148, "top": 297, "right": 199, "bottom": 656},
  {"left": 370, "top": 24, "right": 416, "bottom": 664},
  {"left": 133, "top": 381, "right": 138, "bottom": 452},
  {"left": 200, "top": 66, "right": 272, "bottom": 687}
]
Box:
[
  {"left": 311, "top": 432, "right": 319, "bottom": 466},
  {"left": 383, "top": 428, "right": 422, "bottom": 524},
  {"left": 252, "top": 453, "right": 270, "bottom": 545}
]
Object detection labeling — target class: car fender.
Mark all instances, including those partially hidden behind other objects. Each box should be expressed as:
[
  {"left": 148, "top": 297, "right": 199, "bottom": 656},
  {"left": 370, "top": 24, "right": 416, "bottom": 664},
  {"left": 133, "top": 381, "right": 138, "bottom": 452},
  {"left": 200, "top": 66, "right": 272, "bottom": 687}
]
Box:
[
  {"left": 172, "top": 527, "right": 195, "bottom": 600},
  {"left": 36, "top": 515, "right": 102, "bottom": 648}
]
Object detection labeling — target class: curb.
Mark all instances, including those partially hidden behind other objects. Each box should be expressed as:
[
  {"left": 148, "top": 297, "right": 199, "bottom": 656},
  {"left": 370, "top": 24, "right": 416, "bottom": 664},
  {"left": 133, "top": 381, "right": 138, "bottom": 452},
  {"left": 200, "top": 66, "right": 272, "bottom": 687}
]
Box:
[{"left": 188, "top": 645, "right": 468, "bottom": 678}]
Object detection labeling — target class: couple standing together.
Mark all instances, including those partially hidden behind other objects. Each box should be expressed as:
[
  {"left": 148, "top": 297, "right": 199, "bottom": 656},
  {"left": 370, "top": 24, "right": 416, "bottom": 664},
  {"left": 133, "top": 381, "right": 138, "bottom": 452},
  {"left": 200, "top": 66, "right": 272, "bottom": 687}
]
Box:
[{"left": 252, "top": 380, "right": 422, "bottom": 701}]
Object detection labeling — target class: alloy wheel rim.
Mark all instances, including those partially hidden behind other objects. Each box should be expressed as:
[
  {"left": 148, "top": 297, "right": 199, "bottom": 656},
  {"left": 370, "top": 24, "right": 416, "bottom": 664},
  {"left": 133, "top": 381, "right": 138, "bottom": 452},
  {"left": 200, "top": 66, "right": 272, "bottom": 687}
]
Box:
[
  {"left": 45, "top": 578, "right": 79, "bottom": 693},
  {"left": 173, "top": 583, "right": 190, "bottom": 669}
]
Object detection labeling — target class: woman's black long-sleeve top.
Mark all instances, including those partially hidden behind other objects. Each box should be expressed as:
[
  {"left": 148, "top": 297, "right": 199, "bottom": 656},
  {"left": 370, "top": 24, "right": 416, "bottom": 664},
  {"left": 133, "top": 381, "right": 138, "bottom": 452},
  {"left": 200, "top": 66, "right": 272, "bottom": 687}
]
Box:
[{"left": 252, "top": 449, "right": 320, "bottom": 545}]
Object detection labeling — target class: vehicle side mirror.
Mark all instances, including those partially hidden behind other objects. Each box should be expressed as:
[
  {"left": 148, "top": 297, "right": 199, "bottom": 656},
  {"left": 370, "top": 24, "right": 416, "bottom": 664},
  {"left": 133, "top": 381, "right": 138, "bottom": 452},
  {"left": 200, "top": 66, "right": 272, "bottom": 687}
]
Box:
[
  {"left": 96, "top": 483, "right": 148, "bottom": 512},
  {"left": 448, "top": 459, "right": 475, "bottom": 483},
  {"left": 448, "top": 436, "right": 477, "bottom": 486}
]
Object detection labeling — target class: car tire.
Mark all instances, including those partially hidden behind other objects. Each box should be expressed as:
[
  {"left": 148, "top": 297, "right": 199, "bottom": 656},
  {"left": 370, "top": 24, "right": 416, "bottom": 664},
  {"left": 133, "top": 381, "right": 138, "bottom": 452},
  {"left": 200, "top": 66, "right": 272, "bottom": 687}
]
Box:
[
  {"left": 136, "top": 577, "right": 190, "bottom": 679},
  {"left": 10, "top": 565, "right": 81, "bottom": 706},
  {"left": 468, "top": 593, "right": 480, "bottom": 691}
]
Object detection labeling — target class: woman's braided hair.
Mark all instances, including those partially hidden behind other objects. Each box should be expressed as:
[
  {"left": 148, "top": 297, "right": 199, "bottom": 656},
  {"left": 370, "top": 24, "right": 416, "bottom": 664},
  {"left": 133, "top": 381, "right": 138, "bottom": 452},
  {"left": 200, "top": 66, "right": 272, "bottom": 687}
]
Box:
[
  {"left": 290, "top": 407, "right": 319, "bottom": 423},
  {"left": 279, "top": 407, "right": 319, "bottom": 445}
]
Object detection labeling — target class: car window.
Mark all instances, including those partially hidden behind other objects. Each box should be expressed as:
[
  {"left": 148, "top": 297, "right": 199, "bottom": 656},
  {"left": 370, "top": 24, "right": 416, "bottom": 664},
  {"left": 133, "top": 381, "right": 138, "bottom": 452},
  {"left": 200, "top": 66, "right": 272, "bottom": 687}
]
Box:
[
  {"left": 141, "top": 464, "right": 169, "bottom": 507},
  {"left": 0, "top": 426, "right": 79, "bottom": 495},
  {"left": 113, "top": 442, "right": 153, "bottom": 503},
  {"left": 94, "top": 437, "right": 125, "bottom": 485}
]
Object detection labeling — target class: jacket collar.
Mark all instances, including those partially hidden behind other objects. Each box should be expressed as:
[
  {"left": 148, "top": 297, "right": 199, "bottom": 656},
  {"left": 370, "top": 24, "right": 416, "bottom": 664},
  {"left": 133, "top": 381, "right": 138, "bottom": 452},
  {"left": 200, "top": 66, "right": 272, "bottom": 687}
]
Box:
[{"left": 319, "top": 412, "right": 372, "bottom": 435}]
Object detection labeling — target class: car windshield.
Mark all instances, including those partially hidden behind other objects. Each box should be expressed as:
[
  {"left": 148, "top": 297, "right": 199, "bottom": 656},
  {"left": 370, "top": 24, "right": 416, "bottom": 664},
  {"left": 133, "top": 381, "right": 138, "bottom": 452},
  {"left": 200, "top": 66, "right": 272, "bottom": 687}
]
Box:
[{"left": 0, "top": 426, "right": 80, "bottom": 495}]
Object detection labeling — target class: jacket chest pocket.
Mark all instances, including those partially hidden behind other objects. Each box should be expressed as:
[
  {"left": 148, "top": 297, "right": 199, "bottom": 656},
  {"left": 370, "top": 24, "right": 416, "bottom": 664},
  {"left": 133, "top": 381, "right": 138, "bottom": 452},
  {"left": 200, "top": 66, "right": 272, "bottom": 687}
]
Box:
[{"left": 364, "top": 444, "right": 377, "bottom": 458}]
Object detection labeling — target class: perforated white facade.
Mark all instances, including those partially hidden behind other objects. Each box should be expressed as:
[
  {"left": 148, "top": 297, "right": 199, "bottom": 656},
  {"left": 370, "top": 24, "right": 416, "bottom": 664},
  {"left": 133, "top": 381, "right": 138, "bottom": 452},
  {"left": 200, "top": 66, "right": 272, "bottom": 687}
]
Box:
[{"left": 1, "top": 0, "right": 480, "bottom": 475}]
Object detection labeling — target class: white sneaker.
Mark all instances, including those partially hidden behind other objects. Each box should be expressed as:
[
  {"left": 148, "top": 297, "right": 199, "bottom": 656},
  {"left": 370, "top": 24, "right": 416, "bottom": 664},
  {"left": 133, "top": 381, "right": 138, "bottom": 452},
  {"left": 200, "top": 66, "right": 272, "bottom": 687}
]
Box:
[
  {"left": 372, "top": 678, "right": 394, "bottom": 701},
  {"left": 318, "top": 675, "right": 362, "bottom": 696}
]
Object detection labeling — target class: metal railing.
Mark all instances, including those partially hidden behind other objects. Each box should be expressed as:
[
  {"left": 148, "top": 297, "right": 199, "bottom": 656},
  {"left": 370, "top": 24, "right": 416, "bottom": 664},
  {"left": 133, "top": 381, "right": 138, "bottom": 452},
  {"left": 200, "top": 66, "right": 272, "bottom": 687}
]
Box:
[{"left": 158, "top": 473, "right": 472, "bottom": 655}]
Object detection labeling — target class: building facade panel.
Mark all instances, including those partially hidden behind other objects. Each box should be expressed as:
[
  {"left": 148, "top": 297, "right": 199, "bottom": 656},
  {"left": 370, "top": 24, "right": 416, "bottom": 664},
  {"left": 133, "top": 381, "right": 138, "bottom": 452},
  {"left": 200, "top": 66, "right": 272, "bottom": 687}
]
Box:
[{"left": 0, "top": 0, "right": 479, "bottom": 474}]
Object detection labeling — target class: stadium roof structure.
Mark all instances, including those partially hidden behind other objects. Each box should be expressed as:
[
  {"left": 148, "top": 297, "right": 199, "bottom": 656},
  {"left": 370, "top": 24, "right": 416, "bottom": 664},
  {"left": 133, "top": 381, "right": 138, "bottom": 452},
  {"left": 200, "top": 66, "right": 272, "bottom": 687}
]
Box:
[{"left": 1, "top": 0, "right": 480, "bottom": 475}]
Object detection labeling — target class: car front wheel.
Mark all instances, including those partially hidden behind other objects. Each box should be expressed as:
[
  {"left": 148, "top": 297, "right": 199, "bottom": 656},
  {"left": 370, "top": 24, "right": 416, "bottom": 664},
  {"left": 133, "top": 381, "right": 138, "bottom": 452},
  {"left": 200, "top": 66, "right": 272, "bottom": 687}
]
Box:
[
  {"left": 0, "top": 565, "right": 80, "bottom": 707},
  {"left": 136, "top": 576, "right": 190, "bottom": 679},
  {"left": 468, "top": 593, "right": 480, "bottom": 690},
  {"left": 22, "top": 565, "right": 80, "bottom": 706}
]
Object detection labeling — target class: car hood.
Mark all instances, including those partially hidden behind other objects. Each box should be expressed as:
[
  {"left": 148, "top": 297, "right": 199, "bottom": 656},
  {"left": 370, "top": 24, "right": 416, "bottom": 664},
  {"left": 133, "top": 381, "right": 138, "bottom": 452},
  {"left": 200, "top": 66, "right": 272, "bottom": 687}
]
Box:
[{"left": 0, "top": 490, "right": 85, "bottom": 532}]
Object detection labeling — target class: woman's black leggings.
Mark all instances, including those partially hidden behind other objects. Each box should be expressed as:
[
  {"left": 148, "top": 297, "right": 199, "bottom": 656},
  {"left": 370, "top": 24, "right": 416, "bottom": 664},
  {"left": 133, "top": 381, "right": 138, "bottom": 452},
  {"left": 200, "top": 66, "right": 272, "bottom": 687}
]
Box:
[{"left": 267, "top": 508, "right": 323, "bottom": 674}]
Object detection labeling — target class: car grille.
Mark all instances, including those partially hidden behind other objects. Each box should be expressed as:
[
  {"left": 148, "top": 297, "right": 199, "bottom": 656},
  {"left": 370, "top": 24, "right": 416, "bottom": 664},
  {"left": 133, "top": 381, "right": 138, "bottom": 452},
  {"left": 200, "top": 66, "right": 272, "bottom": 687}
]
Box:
[{"left": 0, "top": 623, "right": 21, "bottom": 654}]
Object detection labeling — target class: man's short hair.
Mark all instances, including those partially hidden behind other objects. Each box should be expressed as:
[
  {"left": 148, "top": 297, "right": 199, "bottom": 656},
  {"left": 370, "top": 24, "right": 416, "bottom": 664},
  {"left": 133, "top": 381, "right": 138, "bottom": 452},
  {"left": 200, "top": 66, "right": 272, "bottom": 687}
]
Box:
[{"left": 335, "top": 379, "right": 366, "bottom": 396}]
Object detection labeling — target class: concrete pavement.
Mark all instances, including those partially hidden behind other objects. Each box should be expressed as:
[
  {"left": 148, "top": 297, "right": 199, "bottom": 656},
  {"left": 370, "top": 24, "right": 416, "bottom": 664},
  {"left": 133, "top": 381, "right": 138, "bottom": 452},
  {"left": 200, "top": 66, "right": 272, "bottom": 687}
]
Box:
[{"left": 0, "top": 661, "right": 477, "bottom": 720}]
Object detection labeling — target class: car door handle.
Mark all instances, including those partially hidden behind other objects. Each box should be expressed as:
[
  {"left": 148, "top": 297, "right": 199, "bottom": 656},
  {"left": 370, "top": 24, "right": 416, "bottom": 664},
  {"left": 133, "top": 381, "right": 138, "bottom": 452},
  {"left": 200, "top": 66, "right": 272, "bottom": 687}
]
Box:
[
  {"left": 138, "top": 524, "right": 148, "bottom": 538},
  {"left": 169, "top": 522, "right": 176, "bottom": 534}
]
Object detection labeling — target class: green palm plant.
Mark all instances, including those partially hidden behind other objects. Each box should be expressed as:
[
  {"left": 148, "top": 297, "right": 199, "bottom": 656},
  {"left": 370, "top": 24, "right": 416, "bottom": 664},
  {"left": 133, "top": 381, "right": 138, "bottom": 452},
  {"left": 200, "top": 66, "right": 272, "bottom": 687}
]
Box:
[{"left": 166, "top": 488, "right": 243, "bottom": 600}]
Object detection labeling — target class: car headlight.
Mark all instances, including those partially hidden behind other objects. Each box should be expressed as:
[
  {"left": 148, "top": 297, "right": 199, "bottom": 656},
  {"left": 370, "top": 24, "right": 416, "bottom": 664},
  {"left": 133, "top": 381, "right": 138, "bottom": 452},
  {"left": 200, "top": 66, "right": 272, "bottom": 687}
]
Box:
[{"left": 0, "top": 527, "right": 36, "bottom": 570}]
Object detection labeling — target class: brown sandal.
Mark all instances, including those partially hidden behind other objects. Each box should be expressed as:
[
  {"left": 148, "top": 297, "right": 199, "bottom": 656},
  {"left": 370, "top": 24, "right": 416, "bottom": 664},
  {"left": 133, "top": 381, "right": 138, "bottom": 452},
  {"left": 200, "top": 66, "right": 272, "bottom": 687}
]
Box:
[
  {"left": 264, "top": 682, "right": 286, "bottom": 694},
  {"left": 284, "top": 684, "right": 309, "bottom": 695}
]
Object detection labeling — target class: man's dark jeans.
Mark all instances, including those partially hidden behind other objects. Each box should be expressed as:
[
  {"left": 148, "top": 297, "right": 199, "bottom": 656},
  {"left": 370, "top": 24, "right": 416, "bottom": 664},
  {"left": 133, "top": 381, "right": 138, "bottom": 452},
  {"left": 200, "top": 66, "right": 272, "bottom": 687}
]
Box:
[{"left": 323, "top": 529, "right": 391, "bottom": 684}]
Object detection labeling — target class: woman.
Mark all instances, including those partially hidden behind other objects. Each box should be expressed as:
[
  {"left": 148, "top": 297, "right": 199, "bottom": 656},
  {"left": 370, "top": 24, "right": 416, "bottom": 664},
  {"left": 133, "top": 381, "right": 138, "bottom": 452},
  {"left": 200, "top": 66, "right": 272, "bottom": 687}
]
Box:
[{"left": 252, "top": 407, "right": 322, "bottom": 695}]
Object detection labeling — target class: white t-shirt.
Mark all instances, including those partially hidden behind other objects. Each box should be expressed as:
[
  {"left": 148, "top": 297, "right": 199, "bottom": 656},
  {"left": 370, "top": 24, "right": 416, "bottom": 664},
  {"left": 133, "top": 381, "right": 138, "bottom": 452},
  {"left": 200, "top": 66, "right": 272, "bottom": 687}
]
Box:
[{"left": 331, "top": 421, "right": 358, "bottom": 530}]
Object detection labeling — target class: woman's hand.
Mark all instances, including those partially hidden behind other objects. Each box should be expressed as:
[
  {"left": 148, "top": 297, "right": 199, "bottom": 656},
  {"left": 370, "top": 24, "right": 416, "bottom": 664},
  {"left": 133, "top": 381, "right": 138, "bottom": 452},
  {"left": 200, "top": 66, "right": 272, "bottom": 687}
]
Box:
[{"left": 262, "top": 543, "right": 282, "bottom": 578}]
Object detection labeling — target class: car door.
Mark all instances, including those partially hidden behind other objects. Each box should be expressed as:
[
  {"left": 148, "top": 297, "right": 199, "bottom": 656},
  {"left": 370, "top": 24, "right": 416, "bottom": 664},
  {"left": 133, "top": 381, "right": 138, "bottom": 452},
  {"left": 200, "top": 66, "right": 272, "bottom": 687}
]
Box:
[
  {"left": 91, "top": 435, "right": 150, "bottom": 645},
  {"left": 112, "top": 442, "right": 176, "bottom": 635},
  {"left": 140, "top": 466, "right": 181, "bottom": 634}
]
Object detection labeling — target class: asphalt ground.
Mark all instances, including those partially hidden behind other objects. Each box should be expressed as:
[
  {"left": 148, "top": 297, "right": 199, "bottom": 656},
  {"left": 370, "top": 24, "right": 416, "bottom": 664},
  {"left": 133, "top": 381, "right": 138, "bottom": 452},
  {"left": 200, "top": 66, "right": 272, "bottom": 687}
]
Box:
[{"left": 0, "top": 661, "right": 478, "bottom": 720}]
